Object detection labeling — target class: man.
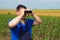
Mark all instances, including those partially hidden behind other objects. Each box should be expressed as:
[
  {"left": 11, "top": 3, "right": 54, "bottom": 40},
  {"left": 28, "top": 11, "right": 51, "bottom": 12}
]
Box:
[{"left": 8, "top": 4, "right": 42, "bottom": 40}]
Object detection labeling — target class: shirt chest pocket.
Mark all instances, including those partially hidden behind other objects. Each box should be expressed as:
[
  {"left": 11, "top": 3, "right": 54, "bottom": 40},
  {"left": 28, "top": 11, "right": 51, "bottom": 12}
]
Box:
[
  {"left": 22, "top": 25, "right": 27, "bottom": 31},
  {"left": 17, "top": 22, "right": 26, "bottom": 31}
]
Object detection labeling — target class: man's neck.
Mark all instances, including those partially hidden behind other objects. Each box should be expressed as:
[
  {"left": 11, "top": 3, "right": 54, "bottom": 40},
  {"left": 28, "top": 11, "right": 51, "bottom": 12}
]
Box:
[{"left": 21, "top": 18, "right": 26, "bottom": 24}]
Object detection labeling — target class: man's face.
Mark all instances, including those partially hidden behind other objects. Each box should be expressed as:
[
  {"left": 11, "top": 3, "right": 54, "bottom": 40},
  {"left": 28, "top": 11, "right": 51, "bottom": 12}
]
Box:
[{"left": 16, "top": 8, "right": 28, "bottom": 19}]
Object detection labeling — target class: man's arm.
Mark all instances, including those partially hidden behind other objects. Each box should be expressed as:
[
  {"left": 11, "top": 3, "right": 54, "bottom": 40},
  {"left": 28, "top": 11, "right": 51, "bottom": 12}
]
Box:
[
  {"left": 31, "top": 13, "right": 42, "bottom": 25},
  {"left": 8, "top": 15, "right": 23, "bottom": 28},
  {"left": 8, "top": 9, "right": 25, "bottom": 28}
]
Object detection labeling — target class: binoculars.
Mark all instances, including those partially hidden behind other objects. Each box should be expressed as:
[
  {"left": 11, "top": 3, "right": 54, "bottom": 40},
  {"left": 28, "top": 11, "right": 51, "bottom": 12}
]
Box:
[{"left": 24, "top": 10, "right": 32, "bottom": 14}]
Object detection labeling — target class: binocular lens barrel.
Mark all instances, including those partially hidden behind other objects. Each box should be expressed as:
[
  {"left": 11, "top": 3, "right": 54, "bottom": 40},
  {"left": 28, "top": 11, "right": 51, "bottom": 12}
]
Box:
[{"left": 24, "top": 10, "right": 32, "bottom": 14}]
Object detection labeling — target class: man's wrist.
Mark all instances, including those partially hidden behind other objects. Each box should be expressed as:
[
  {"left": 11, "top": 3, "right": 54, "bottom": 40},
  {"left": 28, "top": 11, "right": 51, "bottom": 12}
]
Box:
[{"left": 31, "top": 13, "right": 34, "bottom": 16}]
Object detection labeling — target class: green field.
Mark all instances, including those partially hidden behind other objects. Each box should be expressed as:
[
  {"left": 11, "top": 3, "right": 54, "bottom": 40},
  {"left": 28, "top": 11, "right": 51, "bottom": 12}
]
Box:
[{"left": 0, "top": 14, "right": 60, "bottom": 40}]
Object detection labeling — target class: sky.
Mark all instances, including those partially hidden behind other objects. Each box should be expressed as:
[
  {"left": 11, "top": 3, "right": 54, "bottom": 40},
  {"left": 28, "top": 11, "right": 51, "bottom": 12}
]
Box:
[{"left": 0, "top": 0, "right": 60, "bottom": 9}]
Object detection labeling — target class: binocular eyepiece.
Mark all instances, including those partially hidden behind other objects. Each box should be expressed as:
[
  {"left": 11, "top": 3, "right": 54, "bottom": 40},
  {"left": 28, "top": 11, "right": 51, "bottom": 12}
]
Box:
[{"left": 24, "top": 10, "right": 32, "bottom": 14}]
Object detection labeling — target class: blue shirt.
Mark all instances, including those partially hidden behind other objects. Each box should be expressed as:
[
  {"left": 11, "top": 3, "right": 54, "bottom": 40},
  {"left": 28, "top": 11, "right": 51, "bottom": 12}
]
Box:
[{"left": 9, "top": 19, "right": 34, "bottom": 40}]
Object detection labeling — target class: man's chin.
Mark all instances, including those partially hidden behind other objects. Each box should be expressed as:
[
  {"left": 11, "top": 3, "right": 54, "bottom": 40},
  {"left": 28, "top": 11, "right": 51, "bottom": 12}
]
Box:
[{"left": 22, "top": 18, "right": 26, "bottom": 20}]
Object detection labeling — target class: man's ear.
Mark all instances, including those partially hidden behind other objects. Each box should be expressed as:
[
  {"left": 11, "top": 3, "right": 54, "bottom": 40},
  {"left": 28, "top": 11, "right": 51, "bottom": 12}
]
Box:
[
  {"left": 16, "top": 11, "right": 20, "bottom": 16},
  {"left": 16, "top": 12, "right": 18, "bottom": 15}
]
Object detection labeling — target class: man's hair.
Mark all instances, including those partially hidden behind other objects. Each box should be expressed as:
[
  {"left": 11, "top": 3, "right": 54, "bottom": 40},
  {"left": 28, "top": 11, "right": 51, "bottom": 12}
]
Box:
[{"left": 16, "top": 4, "right": 27, "bottom": 11}]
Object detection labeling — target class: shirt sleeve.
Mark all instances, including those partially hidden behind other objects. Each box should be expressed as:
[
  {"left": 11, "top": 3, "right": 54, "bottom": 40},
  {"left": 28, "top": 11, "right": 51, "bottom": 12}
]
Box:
[{"left": 8, "top": 18, "right": 12, "bottom": 23}]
